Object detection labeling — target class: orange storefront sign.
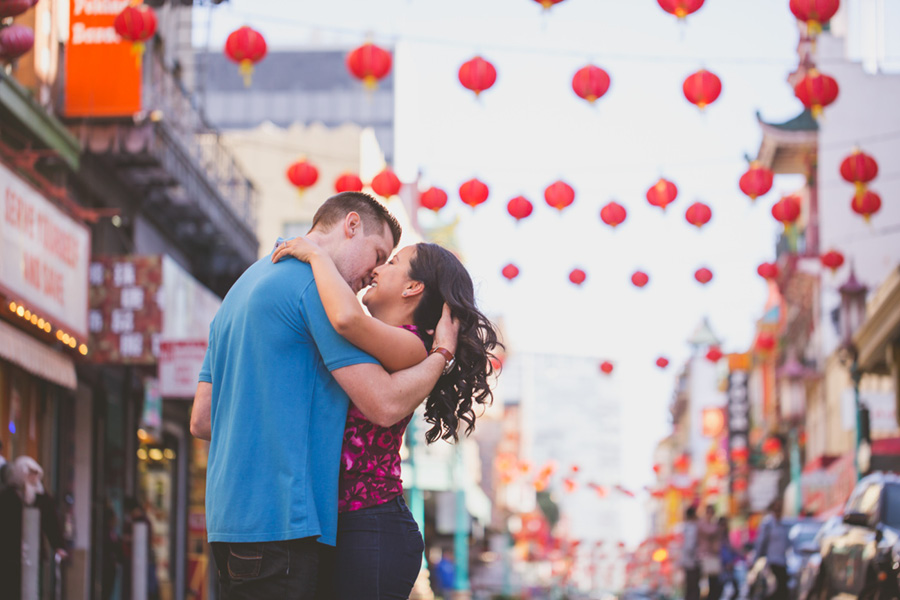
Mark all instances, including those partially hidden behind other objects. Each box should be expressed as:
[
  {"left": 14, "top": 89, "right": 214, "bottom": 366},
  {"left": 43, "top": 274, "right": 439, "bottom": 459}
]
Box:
[{"left": 64, "top": 0, "right": 142, "bottom": 117}]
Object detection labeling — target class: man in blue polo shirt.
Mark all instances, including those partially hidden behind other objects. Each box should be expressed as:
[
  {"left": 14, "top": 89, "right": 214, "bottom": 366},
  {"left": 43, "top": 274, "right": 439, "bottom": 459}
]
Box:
[{"left": 190, "top": 192, "right": 457, "bottom": 599}]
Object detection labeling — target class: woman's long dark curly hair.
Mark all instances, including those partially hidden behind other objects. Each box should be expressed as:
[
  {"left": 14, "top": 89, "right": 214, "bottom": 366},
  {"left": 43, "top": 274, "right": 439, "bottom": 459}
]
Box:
[{"left": 407, "top": 243, "right": 503, "bottom": 444}]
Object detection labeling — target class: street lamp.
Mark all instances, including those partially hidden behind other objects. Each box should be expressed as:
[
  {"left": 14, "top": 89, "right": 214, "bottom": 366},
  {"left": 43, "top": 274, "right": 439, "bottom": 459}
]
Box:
[{"left": 838, "top": 266, "right": 869, "bottom": 480}]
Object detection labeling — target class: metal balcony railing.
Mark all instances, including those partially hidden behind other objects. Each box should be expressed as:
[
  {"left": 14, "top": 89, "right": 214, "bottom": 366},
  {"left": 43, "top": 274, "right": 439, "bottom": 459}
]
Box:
[{"left": 143, "top": 54, "right": 257, "bottom": 233}]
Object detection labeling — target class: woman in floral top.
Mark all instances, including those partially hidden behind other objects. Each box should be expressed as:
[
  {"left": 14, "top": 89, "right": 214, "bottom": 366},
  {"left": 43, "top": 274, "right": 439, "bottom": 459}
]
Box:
[{"left": 273, "top": 238, "right": 501, "bottom": 600}]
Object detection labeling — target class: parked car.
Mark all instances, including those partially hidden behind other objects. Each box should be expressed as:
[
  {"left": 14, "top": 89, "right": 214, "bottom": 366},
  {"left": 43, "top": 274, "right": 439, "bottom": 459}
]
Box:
[
  {"left": 746, "top": 517, "right": 823, "bottom": 600},
  {"left": 809, "top": 472, "right": 900, "bottom": 600},
  {"left": 796, "top": 516, "right": 842, "bottom": 600}
]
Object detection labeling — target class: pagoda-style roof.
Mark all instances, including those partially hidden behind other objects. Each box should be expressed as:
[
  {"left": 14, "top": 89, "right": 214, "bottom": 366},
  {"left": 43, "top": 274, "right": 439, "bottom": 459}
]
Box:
[
  {"left": 688, "top": 316, "right": 721, "bottom": 348},
  {"left": 755, "top": 109, "right": 818, "bottom": 175}
]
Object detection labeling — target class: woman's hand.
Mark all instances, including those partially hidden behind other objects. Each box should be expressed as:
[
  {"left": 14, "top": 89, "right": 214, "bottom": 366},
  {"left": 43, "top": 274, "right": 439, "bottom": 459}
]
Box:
[
  {"left": 432, "top": 303, "right": 460, "bottom": 356},
  {"left": 272, "top": 236, "right": 324, "bottom": 264}
]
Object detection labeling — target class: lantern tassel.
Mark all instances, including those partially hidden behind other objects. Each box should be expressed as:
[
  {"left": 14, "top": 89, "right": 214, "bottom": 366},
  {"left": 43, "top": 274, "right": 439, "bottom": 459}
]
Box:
[
  {"left": 855, "top": 182, "right": 866, "bottom": 199},
  {"left": 130, "top": 41, "right": 145, "bottom": 69},
  {"left": 812, "top": 104, "right": 823, "bottom": 120},
  {"left": 239, "top": 59, "right": 254, "bottom": 87},
  {"left": 363, "top": 75, "right": 377, "bottom": 91}
]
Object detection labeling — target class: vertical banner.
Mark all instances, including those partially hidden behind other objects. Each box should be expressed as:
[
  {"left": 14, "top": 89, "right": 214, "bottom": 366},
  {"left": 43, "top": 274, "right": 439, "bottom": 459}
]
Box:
[
  {"left": 64, "top": 0, "right": 142, "bottom": 116},
  {"left": 727, "top": 368, "right": 751, "bottom": 512}
]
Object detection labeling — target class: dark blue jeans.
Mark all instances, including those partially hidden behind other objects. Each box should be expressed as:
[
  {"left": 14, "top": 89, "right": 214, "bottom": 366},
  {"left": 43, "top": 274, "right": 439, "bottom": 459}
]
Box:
[
  {"left": 325, "top": 495, "right": 425, "bottom": 599},
  {"left": 211, "top": 537, "right": 324, "bottom": 600}
]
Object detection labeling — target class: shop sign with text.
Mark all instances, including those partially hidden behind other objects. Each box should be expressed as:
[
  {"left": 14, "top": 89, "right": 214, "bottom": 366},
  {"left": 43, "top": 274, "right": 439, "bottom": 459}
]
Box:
[{"left": 1, "top": 162, "right": 90, "bottom": 338}]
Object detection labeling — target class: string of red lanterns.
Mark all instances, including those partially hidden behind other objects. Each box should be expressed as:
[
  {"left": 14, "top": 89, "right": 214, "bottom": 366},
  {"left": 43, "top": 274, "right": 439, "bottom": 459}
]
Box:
[
  {"left": 657, "top": 0, "right": 705, "bottom": 21},
  {"left": 757, "top": 262, "right": 779, "bottom": 280},
  {"left": 569, "top": 269, "right": 587, "bottom": 286},
  {"left": 821, "top": 249, "right": 845, "bottom": 273},
  {"left": 694, "top": 268, "right": 713, "bottom": 285},
  {"left": 502, "top": 264, "right": 520, "bottom": 281},
  {"left": 789, "top": 0, "right": 840, "bottom": 36},
  {"left": 631, "top": 271, "right": 649, "bottom": 288},
  {"left": 771, "top": 194, "right": 802, "bottom": 230}
]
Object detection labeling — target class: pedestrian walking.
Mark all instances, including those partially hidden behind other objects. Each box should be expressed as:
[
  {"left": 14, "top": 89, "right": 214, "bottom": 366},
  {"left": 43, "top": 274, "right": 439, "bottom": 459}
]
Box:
[
  {"left": 682, "top": 506, "right": 702, "bottom": 600},
  {"left": 699, "top": 505, "right": 723, "bottom": 600},
  {"left": 191, "top": 192, "right": 461, "bottom": 600},
  {"left": 718, "top": 517, "right": 740, "bottom": 600},
  {"left": 272, "top": 235, "right": 500, "bottom": 599},
  {"left": 0, "top": 456, "right": 68, "bottom": 600},
  {"left": 754, "top": 498, "right": 790, "bottom": 600}
]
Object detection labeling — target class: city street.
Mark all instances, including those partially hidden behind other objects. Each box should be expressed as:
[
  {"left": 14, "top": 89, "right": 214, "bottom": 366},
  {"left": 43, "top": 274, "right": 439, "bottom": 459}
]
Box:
[{"left": 1, "top": 0, "right": 899, "bottom": 599}]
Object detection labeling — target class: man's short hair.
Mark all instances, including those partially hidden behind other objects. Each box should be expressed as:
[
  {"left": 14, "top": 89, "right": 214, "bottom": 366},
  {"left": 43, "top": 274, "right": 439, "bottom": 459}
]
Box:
[{"left": 310, "top": 192, "right": 402, "bottom": 247}]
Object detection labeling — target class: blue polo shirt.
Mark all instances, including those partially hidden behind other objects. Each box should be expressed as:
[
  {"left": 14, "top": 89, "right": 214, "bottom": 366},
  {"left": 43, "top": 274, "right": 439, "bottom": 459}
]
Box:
[{"left": 198, "top": 254, "right": 377, "bottom": 545}]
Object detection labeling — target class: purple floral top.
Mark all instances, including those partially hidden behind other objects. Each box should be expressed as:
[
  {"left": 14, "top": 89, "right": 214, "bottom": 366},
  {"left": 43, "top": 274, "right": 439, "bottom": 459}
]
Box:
[{"left": 337, "top": 325, "right": 426, "bottom": 513}]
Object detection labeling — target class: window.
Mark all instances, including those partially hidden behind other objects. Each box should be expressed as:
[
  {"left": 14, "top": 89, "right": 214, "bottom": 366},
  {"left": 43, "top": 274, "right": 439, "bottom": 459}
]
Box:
[{"left": 882, "top": 485, "right": 900, "bottom": 529}]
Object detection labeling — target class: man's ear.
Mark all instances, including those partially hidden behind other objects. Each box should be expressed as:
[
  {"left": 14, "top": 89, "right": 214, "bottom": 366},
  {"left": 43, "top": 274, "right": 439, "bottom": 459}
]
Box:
[
  {"left": 403, "top": 281, "right": 425, "bottom": 298},
  {"left": 344, "top": 212, "right": 362, "bottom": 238}
]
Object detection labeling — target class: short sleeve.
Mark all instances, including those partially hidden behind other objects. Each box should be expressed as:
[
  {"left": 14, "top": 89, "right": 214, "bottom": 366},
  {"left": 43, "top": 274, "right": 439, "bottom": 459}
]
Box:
[
  {"left": 198, "top": 322, "right": 214, "bottom": 383},
  {"left": 299, "top": 282, "right": 378, "bottom": 371}
]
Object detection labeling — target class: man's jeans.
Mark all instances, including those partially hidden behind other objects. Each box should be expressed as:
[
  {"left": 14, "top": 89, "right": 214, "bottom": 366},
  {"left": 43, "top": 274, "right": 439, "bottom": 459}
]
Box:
[{"left": 211, "top": 537, "right": 322, "bottom": 600}]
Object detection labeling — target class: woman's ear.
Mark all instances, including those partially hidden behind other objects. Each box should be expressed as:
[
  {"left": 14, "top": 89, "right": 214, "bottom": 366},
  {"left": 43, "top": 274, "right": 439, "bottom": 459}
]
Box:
[{"left": 403, "top": 281, "right": 425, "bottom": 298}]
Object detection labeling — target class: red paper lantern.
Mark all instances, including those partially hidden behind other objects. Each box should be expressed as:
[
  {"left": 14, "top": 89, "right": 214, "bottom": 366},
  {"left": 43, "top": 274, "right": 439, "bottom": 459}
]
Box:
[
  {"left": 371, "top": 168, "right": 401, "bottom": 198},
  {"left": 599, "top": 361, "right": 614, "bottom": 375},
  {"left": 420, "top": 187, "right": 448, "bottom": 212},
  {"left": 347, "top": 42, "right": 392, "bottom": 90},
  {"left": 533, "top": 0, "right": 565, "bottom": 10},
  {"left": 507, "top": 196, "right": 534, "bottom": 222},
  {"left": 840, "top": 149, "right": 879, "bottom": 197},
  {"left": 600, "top": 201, "right": 627, "bottom": 228},
  {"left": 458, "top": 56, "right": 497, "bottom": 97},
  {"left": 739, "top": 162, "right": 774, "bottom": 201},
  {"left": 755, "top": 332, "right": 776, "bottom": 353},
  {"left": 706, "top": 346, "right": 723, "bottom": 362},
  {"left": 114, "top": 4, "right": 157, "bottom": 46},
  {"left": 500, "top": 263, "right": 519, "bottom": 281},
  {"left": 794, "top": 69, "right": 839, "bottom": 119},
  {"left": 286, "top": 159, "right": 319, "bottom": 194},
  {"left": 658, "top": 0, "right": 704, "bottom": 19},
  {"left": 0, "top": 24, "right": 34, "bottom": 61},
  {"left": 694, "top": 268, "right": 713, "bottom": 285},
  {"left": 631, "top": 271, "right": 649, "bottom": 288},
  {"left": 334, "top": 173, "right": 363, "bottom": 193},
  {"left": 851, "top": 190, "right": 881, "bottom": 222},
  {"left": 731, "top": 447, "right": 749, "bottom": 462},
  {"left": 789, "top": 0, "right": 840, "bottom": 34},
  {"left": 821, "top": 249, "right": 845, "bottom": 273},
  {"left": 544, "top": 180, "right": 575, "bottom": 212},
  {"left": 683, "top": 69, "right": 721, "bottom": 110},
  {"left": 569, "top": 269, "right": 587, "bottom": 286},
  {"left": 685, "top": 202, "right": 712, "bottom": 229},
  {"left": 656, "top": 357, "right": 669, "bottom": 369},
  {"left": 572, "top": 65, "right": 611, "bottom": 104},
  {"left": 762, "top": 437, "right": 782, "bottom": 455},
  {"left": 771, "top": 195, "right": 802, "bottom": 228},
  {"left": 459, "top": 178, "right": 489, "bottom": 209},
  {"left": 225, "top": 26, "right": 267, "bottom": 87},
  {"left": 757, "top": 262, "right": 779, "bottom": 280},
  {"left": 646, "top": 178, "right": 678, "bottom": 211},
  {"left": 0, "top": 0, "right": 38, "bottom": 18}
]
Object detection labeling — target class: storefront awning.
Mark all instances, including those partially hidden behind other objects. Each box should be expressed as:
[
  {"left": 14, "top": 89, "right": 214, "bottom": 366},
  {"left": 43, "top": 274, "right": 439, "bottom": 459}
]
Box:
[{"left": 0, "top": 320, "right": 77, "bottom": 390}]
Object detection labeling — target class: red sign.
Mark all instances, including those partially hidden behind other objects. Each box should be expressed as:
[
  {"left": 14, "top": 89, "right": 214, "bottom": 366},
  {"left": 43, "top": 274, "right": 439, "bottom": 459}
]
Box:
[
  {"left": 88, "top": 255, "right": 162, "bottom": 364},
  {"left": 158, "top": 340, "right": 207, "bottom": 398},
  {"left": 64, "top": 0, "right": 142, "bottom": 116}
]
